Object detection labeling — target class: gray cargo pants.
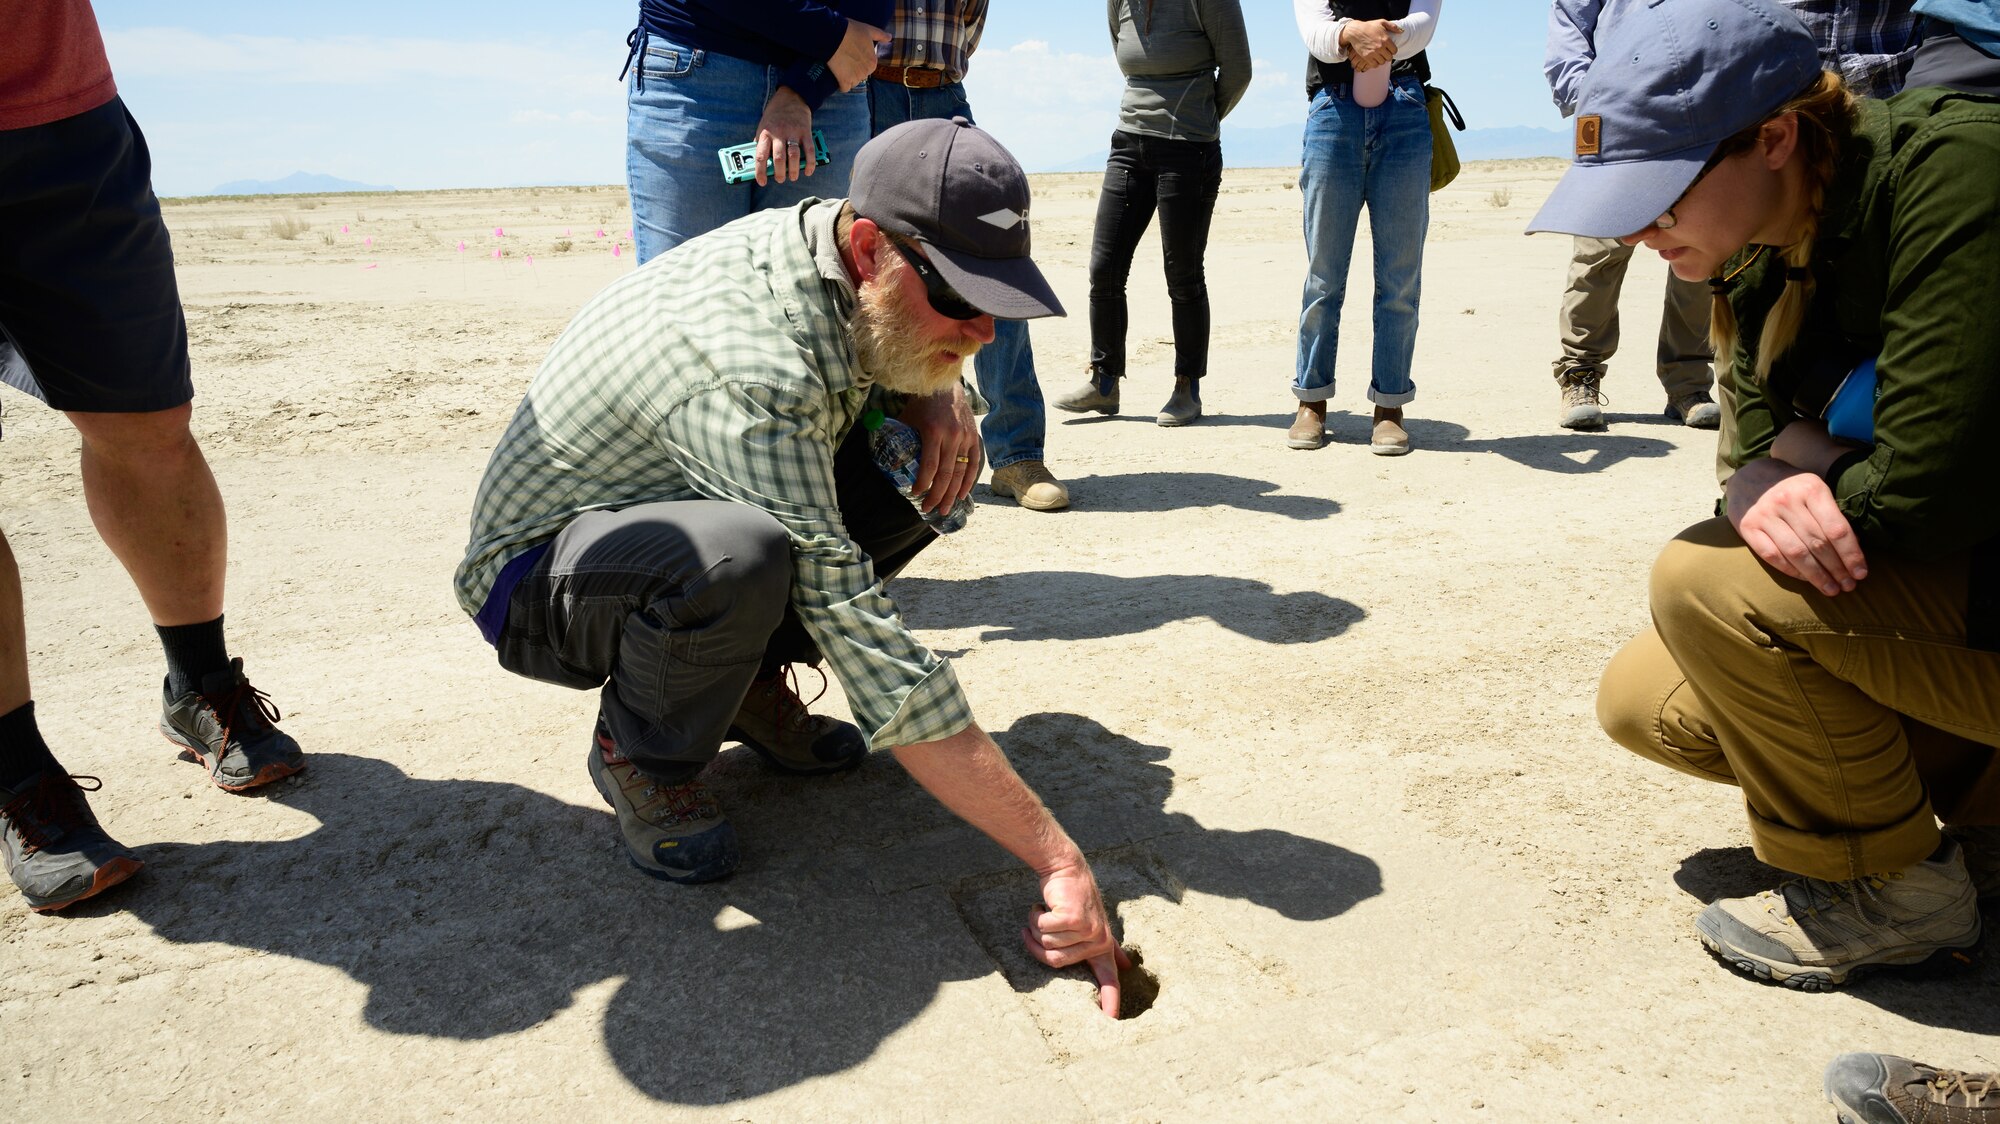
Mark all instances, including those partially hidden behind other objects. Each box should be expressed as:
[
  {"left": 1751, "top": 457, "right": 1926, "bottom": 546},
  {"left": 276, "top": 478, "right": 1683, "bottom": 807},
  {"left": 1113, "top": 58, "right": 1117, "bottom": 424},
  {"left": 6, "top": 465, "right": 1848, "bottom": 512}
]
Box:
[{"left": 493, "top": 426, "right": 934, "bottom": 782}]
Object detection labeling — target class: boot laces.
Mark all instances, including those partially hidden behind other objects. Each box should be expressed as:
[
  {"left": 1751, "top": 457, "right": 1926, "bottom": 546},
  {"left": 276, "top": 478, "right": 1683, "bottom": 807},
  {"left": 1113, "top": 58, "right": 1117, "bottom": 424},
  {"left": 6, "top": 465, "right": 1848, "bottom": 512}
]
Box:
[
  {"left": 758, "top": 664, "right": 829, "bottom": 735},
  {"left": 1559, "top": 370, "right": 1607, "bottom": 409},
  {"left": 1929, "top": 1067, "right": 1996, "bottom": 1107},
  {"left": 1773, "top": 872, "right": 1897, "bottom": 924},
  {"left": 205, "top": 672, "right": 282, "bottom": 750},
  {"left": 2, "top": 774, "right": 103, "bottom": 856}
]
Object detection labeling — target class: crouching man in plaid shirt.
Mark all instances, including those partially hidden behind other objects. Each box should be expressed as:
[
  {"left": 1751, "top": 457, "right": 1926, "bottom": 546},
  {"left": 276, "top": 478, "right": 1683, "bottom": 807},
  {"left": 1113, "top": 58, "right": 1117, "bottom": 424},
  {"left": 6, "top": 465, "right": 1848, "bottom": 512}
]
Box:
[{"left": 455, "top": 118, "right": 1133, "bottom": 1016}]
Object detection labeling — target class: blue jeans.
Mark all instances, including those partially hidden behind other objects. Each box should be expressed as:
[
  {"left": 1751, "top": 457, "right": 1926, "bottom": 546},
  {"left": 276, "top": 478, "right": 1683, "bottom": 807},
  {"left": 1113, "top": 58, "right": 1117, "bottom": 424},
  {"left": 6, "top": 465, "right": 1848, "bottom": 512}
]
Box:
[
  {"left": 866, "top": 78, "right": 1047, "bottom": 470},
  {"left": 1295, "top": 78, "right": 1431, "bottom": 407},
  {"left": 626, "top": 31, "right": 871, "bottom": 264}
]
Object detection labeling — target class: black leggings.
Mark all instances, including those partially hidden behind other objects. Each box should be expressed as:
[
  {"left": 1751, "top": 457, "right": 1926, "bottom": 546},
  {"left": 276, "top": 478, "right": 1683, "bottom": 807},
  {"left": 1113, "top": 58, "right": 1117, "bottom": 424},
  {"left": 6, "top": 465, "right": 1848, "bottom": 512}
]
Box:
[{"left": 1087, "top": 129, "right": 1223, "bottom": 382}]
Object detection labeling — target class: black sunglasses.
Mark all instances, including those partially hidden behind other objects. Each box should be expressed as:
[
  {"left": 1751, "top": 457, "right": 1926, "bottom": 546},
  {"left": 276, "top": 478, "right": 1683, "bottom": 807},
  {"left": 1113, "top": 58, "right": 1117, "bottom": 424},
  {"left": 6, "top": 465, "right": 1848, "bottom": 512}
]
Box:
[{"left": 887, "top": 238, "right": 985, "bottom": 321}]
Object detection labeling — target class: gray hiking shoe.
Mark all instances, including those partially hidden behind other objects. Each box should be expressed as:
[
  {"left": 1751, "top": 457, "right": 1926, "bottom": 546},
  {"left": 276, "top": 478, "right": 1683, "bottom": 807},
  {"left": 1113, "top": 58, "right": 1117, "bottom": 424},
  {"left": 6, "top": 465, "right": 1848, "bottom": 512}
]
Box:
[
  {"left": 1051, "top": 366, "right": 1120, "bottom": 415},
  {"left": 1556, "top": 367, "right": 1606, "bottom": 429},
  {"left": 1694, "top": 841, "right": 1982, "bottom": 990},
  {"left": 1, "top": 770, "right": 143, "bottom": 913},
  {"left": 586, "top": 718, "right": 737, "bottom": 884},
  {"left": 161, "top": 658, "right": 305, "bottom": 792},
  {"left": 1825, "top": 1053, "right": 2000, "bottom": 1124},
  {"left": 1946, "top": 824, "right": 2000, "bottom": 904},
  {"left": 1666, "top": 390, "right": 1722, "bottom": 428}
]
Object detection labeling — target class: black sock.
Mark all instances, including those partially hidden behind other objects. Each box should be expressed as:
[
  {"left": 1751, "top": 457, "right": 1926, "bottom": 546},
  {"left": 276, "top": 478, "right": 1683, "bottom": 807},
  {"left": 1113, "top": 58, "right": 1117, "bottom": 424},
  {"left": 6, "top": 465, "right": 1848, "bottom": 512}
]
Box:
[
  {"left": 0, "top": 701, "right": 59, "bottom": 792},
  {"left": 158, "top": 614, "right": 230, "bottom": 699}
]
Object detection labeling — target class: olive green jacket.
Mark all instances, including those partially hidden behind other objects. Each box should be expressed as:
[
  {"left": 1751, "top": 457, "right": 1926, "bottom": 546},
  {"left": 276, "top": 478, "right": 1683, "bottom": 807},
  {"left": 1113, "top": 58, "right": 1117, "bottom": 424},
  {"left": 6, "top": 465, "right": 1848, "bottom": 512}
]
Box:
[{"left": 1721, "top": 89, "right": 2000, "bottom": 645}]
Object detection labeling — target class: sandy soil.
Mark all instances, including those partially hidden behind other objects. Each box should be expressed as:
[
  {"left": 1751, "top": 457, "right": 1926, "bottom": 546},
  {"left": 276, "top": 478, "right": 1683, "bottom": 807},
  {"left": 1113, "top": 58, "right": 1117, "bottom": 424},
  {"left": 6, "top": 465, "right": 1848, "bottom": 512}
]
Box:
[{"left": 1, "top": 162, "right": 1993, "bottom": 1121}]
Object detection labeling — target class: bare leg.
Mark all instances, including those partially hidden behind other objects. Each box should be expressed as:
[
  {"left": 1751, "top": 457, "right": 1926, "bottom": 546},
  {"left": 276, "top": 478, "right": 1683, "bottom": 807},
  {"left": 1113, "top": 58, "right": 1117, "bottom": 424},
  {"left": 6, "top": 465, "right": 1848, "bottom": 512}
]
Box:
[
  {"left": 67, "top": 404, "right": 227, "bottom": 628},
  {"left": 0, "top": 531, "right": 30, "bottom": 716}
]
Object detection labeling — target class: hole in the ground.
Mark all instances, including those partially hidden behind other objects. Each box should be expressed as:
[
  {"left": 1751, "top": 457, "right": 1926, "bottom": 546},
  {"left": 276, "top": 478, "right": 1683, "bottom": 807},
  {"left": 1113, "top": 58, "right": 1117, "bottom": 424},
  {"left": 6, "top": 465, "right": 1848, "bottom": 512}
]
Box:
[{"left": 1117, "top": 945, "right": 1160, "bottom": 1019}]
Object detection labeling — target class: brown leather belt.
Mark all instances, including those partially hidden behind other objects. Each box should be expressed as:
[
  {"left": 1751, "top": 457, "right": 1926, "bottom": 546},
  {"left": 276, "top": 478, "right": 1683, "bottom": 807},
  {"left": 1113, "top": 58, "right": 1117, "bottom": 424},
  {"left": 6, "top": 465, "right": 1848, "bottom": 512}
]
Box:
[{"left": 873, "top": 63, "right": 952, "bottom": 89}]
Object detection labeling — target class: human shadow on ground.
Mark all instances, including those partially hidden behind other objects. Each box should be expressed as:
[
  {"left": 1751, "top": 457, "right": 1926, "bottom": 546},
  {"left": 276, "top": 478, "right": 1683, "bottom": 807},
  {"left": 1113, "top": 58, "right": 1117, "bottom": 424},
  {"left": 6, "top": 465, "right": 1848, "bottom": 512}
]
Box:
[
  {"left": 106, "top": 721, "right": 1377, "bottom": 1105},
  {"left": 995, "top": 471, "right": 1339, "bottom": 520},
  {"left": 1674, "top": 846, "right": 2000, "bottom": 1034},
  {"left": 1062, "top": 411, "right": 1674, "bottom": 474},
  {"left": 893, "top": 572, "right": 1363, "bottom": 644}
]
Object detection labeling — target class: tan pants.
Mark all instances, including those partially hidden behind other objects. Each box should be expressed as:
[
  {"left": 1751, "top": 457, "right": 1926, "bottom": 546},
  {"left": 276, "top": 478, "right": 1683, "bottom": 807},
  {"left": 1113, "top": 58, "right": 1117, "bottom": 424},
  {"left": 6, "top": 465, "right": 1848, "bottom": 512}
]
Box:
[
  {"left": 1556, "top": 236, "right": 1715, "bottom": 399},
  {"left": 1599, "top": 518, "right": 2000, "bottom": 881}
]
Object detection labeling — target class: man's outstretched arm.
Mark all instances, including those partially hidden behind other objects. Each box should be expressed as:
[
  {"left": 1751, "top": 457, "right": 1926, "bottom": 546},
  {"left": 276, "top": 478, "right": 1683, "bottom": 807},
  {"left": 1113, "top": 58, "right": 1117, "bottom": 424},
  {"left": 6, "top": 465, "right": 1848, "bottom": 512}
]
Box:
[{"left": 892, "top": 722, "right": 1130, "bottom": 1017}]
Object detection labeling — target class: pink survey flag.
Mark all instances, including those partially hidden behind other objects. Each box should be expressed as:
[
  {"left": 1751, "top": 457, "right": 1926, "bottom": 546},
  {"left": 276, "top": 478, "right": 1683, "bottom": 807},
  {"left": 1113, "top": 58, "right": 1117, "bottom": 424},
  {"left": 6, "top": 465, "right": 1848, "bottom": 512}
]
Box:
[
  {"left": 364, "top": 236, "right": 373, "bottom": 247},
  {"left": 458, "top": 240, "right": 466, "bottom": 252},
  {"left": 493, "top": 248, "right": 502, "bottom": 259},
  {"left": 341, "top": 224, "right": 350, "bottom": 233},
  {"left": 362, "top": 263, "right": 378, "bottom": 270},
  {"left": 612, "top": 243, "right": 621, "bottom": 257},
  {"left": 495, "top": 226, "right": 505, "bottom": 237},
  {"left": 595, "top": 228, "right": 605, "bottom": 238}
]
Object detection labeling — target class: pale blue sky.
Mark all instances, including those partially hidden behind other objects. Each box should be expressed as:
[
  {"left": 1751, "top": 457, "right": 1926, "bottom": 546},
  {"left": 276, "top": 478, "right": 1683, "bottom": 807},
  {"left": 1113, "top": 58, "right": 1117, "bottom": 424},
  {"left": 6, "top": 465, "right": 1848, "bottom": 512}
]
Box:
[{"left": 94, "top": 1, "right": 1559, "bottom": 196}]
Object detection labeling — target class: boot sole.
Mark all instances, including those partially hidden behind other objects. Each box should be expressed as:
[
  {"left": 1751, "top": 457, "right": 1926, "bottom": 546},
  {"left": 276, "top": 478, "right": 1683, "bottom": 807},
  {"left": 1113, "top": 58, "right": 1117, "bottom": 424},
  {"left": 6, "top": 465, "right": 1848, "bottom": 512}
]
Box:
[
  {"left": 163, "top": 728, "right": 305, "bottom": 792},
  {"left": 990, "top": 484, "right": 1069, "bottom": 511},
  {"left": 1369, "top": 443, "right": 1410, "bottom": 456},
  {"left": 586, "top": 753, "right": 739, "bottom": 883},
  {"left": 1696, "top": 921, "right": 1983, "bottom": 991},
  {"left": 1558, "top": 411, "right": 1605, "bottom": 430},
  {"left": 1156, "top": 413, "right": 1201, "bottom": 427},
  {"left": 27, "top": 855, "right": 144, "bottom": 913},
  {"left": 1053, "top": 402, "right": 1118, "bottom": 416}
]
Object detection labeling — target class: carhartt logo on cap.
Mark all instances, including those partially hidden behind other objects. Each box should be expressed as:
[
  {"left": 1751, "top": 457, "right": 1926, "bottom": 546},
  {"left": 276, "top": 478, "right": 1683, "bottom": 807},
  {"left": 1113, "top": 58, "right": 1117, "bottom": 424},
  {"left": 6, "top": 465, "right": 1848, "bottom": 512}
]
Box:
[
  {"left": 1576, "top": 115, "right": 1602, "bottom": 156},
  {"left": 978, "top": 207, "right": 1025, "bottom": 230}
]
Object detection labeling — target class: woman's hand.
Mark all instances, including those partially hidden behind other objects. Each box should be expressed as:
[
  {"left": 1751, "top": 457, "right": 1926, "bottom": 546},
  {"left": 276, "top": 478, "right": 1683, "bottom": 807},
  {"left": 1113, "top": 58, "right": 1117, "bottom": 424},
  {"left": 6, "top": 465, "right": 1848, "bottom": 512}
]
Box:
[
  {"left": 753, "top": 87, "right": 813, "bottom": 186},
  {"left": 1339, "top": 19, "right": 1401, "bottom": 71},
  {"left": 1725, "top": 456, "right": 1868, "bottom": 596}
]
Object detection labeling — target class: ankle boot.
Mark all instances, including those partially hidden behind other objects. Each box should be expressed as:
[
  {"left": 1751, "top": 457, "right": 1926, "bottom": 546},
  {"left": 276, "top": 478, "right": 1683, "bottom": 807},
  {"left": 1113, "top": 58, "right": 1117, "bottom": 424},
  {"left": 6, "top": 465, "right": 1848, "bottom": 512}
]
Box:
[
  {"left": 1052, "top": 366, "right": 1120, "bottom": 415},
  {"left": 1157, "top": 376, "right": 1202, "bottom": 427},
  {"left": 1370, "top": 405, "right": 1410, "bottom": 455},
  {"left": 1287, "top": 401, "right": 1327, "bottom": 449}
]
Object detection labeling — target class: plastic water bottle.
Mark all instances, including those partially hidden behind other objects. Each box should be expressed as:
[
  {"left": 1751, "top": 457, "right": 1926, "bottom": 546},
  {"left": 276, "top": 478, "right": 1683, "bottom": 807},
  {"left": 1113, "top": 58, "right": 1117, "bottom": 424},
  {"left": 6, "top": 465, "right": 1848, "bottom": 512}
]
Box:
[
  {"left": 1355, "top": 63, "right": 1390, "bottom": 108},
  {"left": 865, "top": 414, "right": 971, "bottom": 534}
]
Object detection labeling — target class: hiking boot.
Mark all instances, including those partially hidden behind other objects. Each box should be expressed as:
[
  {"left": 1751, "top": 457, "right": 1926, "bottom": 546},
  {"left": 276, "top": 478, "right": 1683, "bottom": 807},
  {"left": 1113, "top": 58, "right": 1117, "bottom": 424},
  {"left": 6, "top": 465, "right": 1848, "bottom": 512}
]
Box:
[
  {"left": 1947, "top": 824, "right": 2000, "bottom": 905},
  {"left": 1052, "top": 366, "right": 1120, "bottom": 415},
  {"left": 1156, "top": 377, "right": 1202, "bottom": 426},
  {"left": 726, "top": 667, "right": 866, "bottom": 775},
  {"left": 587, "top": 719, "right": 737, "bottom": 884},
  {"left": 1286, "top": 401, "right": 1326, "bottom": 450},
  {"left": 1825, "top": 1053, "right": 2000, "bottom": 1124},
  {"left": 989, "top": 460, "right": 1070, "bottom": 511},
  {"left": 2, "top": 770, "right": 143, "bottom": 913},
  {"left": 1370, "top": 406, "right": 1410, "bottom": 455},
  {"left": 161, "top": 658, "right": 305, "bottom": 792},
  {"left": 1693, "top": 841, "right": 1982, "bottom": 990},
  {"left": 1556, "top": 367, "right": 1606, "bottom": 429},
  {"left": 1666, "top": 390, "right": 1721, "bottom": 428}
]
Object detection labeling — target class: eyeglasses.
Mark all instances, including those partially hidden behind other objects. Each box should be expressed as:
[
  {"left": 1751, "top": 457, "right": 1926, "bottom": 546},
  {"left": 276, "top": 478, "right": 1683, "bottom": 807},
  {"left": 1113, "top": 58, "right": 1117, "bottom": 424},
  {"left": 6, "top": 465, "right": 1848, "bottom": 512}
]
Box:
[
  {"left": 887, "top": 239, "right": 985, "bottom": 321},
  {"left": 1653, "top": 139, "right": 1751, "bottom": 230}
]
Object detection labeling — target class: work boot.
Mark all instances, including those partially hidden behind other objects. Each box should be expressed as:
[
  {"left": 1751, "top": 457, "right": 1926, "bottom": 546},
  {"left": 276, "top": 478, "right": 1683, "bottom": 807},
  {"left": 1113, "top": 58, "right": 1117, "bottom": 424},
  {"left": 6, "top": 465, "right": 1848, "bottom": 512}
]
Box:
[
  {"left": 1665, "top": 389, "right": 1722, "bottom": 429},
  {"left": 1157, "top": 377, "right": 1201, "bottom": 426},
  {"left": 1947, "top": 824, "right": 2000, "bottom": 905},
  {"left": 1370, "top": 406, "right": 1410, "bottom": 455},
  {"left": 988, "top": 460, "right": 1070, "bottom": 511},
  {"left": 161, "top": 658, "right": 305, "bottom": 792},
  {"left": 1, "top": 769, "right": 143, "bottom": 913},
  {"left": 1556, "top": 367, "right": 1606, "bottom": 429},
  {"left": 1693, "top": 840, "right": 1982, "bottom": 990},
  {"left": 587, "top": 717, "right": 737, "bottom": 884},
  {"left": 1286, "top": 401, "right": 1326, "bottom": 450},
  {"left": 1051, "top": 365, "right": 1120, "bottom": 415},
  {"left": 1824, "top": 1053, "right": 2000, "bottom": 1124},
  {"left": 725, "top": 667, "right": 866, "bottom": 775}
]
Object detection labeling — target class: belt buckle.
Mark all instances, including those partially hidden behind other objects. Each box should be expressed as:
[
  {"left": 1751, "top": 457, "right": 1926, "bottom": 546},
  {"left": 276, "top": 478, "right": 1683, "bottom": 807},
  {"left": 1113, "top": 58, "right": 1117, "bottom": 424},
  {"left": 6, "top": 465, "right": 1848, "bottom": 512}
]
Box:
[{"left": 901, "top": 66, "right": 930, "bottom": 88}]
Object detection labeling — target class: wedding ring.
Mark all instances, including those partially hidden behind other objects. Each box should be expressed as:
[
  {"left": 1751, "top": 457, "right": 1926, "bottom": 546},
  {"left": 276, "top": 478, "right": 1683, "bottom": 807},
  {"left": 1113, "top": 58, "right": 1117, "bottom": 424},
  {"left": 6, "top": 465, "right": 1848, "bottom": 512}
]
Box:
[
  {"left": 955, "top": 455, "right": 971, "bottom": 463},
  {"left": 785, "top": 140, "right": 800, "bottom": 148}
]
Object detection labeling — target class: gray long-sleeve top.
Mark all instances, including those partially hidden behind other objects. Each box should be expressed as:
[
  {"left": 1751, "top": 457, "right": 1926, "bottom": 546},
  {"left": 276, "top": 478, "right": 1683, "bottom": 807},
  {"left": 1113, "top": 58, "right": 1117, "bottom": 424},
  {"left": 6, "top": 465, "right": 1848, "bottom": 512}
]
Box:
[{"left": 1108, "top": 0, "right": 1253, "bottom": 143}]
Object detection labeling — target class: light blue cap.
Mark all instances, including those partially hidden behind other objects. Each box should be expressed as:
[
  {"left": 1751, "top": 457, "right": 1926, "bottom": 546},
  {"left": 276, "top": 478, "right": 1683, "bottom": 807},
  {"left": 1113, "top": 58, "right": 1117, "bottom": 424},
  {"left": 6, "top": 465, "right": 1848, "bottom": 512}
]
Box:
[{"left": 1526, "top": 0, "right": 1823, "bottom": 238}]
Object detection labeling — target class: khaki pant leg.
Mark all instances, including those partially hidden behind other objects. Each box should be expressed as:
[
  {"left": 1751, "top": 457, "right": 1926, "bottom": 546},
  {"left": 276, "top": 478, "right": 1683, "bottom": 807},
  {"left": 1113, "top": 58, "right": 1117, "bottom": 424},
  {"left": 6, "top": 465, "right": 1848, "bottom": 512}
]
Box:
[
  {"left": 1598, "top": 623, "right": 1735, "bottom": 783},
  {"left": 1648, "top": 518, "right": 2000, "bottom": 880},
  {"left": 1555, "top": 236, "right": 1632, "bottom": 376},
  {"left": 1655, "top": 272, "right": 1715, "bottom": 399}
]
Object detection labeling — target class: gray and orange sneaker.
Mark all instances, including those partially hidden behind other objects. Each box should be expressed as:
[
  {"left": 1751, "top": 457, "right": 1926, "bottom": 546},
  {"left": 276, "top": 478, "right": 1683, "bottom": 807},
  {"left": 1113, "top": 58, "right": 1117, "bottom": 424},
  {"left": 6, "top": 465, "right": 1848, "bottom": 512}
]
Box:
[
  {"left": 586, "top": 718, "right": 737, "bottom": 884},
  {"left": 726, "top": 668, "right": 867, "bottom": 776},
  {"left": 161, "top": 658, "right": 304, "bottom": 792},
  {"left": 1824, "top": 1053, "right": 2000, "bottom": 1124},
  {"left": 1, "top": 770, "right": 143, "bottom": 912}
]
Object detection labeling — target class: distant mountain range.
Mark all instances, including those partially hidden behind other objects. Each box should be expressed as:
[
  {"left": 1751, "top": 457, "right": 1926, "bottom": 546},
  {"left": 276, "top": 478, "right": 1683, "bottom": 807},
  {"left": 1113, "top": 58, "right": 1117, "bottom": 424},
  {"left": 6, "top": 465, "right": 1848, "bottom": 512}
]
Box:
[
  {"left": 1041, "top": 124, "right": 1569, "bottom": 174},
  {"left": 206, "top": 171, "right": 395, "bottom": 196}
]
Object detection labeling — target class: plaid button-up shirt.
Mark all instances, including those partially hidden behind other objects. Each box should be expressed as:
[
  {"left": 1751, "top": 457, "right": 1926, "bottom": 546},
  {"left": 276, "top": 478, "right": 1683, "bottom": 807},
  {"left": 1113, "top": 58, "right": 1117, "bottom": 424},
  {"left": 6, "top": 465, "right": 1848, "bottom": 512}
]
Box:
[
  {"left": 1780, "top": 0, "right": 1923, "bottom": 97},
  {"left": 455, "top": 199, "right": 972, "bottom": 751},
  {"left": 878, "top": 0, "right": 988, "bottom": 83}
]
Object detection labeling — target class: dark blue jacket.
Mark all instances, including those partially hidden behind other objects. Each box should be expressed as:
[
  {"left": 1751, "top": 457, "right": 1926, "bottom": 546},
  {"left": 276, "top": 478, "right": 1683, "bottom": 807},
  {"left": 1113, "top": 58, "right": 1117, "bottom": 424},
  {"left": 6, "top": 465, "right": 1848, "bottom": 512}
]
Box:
[{"left": 637, "top": 0, "right": 893, "bottom": 108}]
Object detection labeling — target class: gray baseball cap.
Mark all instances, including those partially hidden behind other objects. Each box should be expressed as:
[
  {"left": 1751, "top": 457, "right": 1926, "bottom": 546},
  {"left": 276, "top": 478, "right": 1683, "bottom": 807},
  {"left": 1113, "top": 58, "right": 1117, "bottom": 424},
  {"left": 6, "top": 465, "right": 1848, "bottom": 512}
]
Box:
[
  {"left": 1525, "top": 0, "right": 1823, "bottom": 239},
  {"left": 851, "top": 117, "right": 1065, "bottom": 320}
]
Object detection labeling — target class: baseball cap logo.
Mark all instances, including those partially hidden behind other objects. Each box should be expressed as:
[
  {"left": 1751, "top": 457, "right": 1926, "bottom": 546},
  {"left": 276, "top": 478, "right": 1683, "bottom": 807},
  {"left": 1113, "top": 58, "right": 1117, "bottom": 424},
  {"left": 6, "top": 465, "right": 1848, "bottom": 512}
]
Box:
[
  {"left": 1576, "top": 115, "right": 1602, "bottom": 156},
  {"left": 978, "top": 207, "right": 1026, "bottom": 230}
]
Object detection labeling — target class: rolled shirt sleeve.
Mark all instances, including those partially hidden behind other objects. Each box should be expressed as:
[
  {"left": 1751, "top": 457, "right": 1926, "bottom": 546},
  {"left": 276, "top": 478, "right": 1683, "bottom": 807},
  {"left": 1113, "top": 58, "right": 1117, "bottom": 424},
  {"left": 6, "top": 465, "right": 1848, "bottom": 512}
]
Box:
[{"left": 1545, "top": 0, "right": 1599, "bottom": 116}]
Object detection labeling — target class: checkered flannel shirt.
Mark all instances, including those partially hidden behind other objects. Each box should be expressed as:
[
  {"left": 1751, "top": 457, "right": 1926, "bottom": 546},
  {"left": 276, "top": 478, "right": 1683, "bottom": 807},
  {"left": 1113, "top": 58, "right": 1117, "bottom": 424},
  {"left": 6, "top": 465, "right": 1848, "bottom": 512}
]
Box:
[
  {"left": 455, "top": 199, "right": 972, "bottom": 750},
  {"left": 879, "top": 0, "right": 988, "bottom": 83},
  {"left": 1780, "top": 0, "right": 1924, "bottom": 98}
]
